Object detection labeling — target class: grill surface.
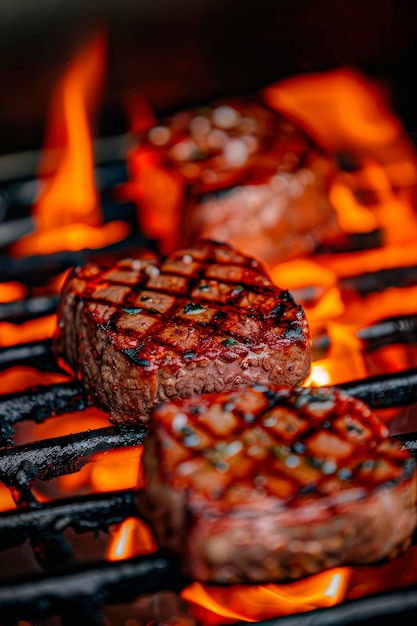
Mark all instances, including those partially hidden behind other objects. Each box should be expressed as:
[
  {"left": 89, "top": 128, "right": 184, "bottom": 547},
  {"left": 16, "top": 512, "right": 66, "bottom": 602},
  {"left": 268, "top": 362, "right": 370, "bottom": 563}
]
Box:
[{"left": 1, "top": 153, "right": 417, "bottom": 626}]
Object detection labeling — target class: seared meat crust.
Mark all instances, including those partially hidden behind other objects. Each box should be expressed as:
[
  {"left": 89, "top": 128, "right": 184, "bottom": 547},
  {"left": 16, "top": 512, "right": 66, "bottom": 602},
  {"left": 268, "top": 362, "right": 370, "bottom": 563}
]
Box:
[
  {"left": 54, "top": 241, "right": 311, "bottom": 425},
  {"left": 139, "top": 385, "right": 417, "bottom": 583}
]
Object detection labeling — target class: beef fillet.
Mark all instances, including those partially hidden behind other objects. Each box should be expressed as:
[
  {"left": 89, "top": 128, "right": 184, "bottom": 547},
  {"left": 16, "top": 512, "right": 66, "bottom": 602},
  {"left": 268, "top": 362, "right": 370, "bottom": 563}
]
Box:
[
  {"left": 138, "top": 384, "right": 417, "bottom": 583},
  {"left": 132, "top": 98, "right": 339, "bottom": 265},
  {"left": 53, "top": 241, "right": 311, "bottom": 426}
]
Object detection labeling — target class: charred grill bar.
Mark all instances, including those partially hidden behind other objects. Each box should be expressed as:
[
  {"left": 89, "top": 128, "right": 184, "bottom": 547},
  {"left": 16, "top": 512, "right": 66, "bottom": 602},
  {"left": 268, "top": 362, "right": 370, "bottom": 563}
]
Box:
[{"left": 0, "top": 554, "right": 187, "bottom": 626}]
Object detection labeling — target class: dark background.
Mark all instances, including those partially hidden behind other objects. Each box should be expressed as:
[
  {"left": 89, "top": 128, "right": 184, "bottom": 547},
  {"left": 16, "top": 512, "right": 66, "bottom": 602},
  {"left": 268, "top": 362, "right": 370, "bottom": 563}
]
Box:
[{"left": 1, "top": 0, "right": 417, "bottom": 155}]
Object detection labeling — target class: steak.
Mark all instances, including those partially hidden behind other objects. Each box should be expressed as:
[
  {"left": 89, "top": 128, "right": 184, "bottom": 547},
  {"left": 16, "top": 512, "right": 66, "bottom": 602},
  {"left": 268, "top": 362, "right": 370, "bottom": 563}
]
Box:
[
  {"left": 53, "top": 240, "right": 311, "bottom": 426},
  {"left": 131, "top": 97, "right": 340, "bottom": 265},
  {"left": 138, "top": 384, "right": 417, "bottom": 583}
]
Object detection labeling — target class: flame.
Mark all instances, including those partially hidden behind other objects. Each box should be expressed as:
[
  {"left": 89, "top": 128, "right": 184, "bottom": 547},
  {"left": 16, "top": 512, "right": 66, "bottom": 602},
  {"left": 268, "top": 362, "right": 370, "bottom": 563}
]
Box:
[
  {"left": 305, "top": 364, "right": 332, "bottom": 387},
  {"left": 10, "top": 221, "right": 130, "bottom": 257},
  {"left": 0, "top": 485, "right": 16, "bottom": 512},
  {"left": 0, "top": 367, "right": 69, "bottom": 396},
  {"left": 328, "top": 178, "right": 378, "bottom": 233},
  {"left": 126, "top": 147, "right": 184, "bottom": 253},
  {"left": 0, "top": 282, "right": 27, "bottom": 303},
  {"left": 107, "top": 517, "right": 157, "bottom": 560},
  {"left": 34, "top": 33, "right": 106, "bottom": 230},
  {"left": 7, "top": 31, "right": 135, "bottom": 259},
  {"left": 263, "top": 69, "right": 409, "bottom": 154},
  {"left": 183, "top": 570, "right": 349, "bottom": 624},
  {"left": 0, "top": 315, "right": 56, "bottom": 347}
]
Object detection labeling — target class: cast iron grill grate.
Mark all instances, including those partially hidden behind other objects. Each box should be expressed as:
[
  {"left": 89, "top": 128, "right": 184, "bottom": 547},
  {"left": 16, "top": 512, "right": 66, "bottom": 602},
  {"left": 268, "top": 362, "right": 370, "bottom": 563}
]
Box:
[
  {"left": 0, "top": 349, "right": 416, "bottom": 624},
  {"left": 0, "top": 157, "right": 417, "bottom": 626}
]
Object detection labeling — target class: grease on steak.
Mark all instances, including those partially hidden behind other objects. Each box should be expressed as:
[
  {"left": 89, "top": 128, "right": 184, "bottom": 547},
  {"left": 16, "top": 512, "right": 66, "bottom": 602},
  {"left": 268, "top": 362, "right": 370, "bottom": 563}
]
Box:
[
  {"left": 138, "top": 385, "right": 417, "bottom": 583},
  {"left": 53, "top": 241, "right": 311, "bottom": 425}
]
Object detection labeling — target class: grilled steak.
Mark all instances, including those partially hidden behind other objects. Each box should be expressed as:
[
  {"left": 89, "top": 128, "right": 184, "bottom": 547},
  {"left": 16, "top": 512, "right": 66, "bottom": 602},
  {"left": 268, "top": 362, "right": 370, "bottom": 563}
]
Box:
[
  {"left": 53, "top": 241, "right": 311, "bottom": 426},
  {"left": 138, "top": 384, "right": 417, "bottom": 583},
  {"left": 131, "top": 97, "right": 340, "bottom": 265}
]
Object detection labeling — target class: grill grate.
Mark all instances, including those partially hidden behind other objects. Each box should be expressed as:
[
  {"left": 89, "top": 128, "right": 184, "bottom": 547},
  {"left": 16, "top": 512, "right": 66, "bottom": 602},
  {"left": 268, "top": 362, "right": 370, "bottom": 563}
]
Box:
[
  {"left": 1, "top": 156, "right": 417, "bottom": 625},
  {"left": 0, "top": 359, "right": 416, "bottom": 623}
]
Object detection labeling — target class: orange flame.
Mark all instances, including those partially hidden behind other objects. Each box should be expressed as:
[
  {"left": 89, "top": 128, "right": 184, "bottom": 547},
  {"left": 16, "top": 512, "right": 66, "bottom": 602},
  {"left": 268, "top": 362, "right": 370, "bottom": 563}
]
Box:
[
  {"left": 0, "top": 315, "right": 56, "bottom": 347},
  {"left": 107, "top": 517, "right": 157, "bottom": 561},
  {"left": 265, "top": 68, "right": 417, "bottom": 248},
  {"left": 0, "top": 282, "right": 27, "bottom": 303},
  {"left": 263, "top": 69, "right": 408, "bottom": 154},
  {"left": 183, "top": 570, "right": 349, "bottom": 623},
  {"left": 8, "top": 31, "right": 133, "bottom": 258},
  {"left": 34, "top": 33, "right": 106, "bottom": 231},
  {"left": 10, "top": 220, "right": 130, "bottom": 257}
]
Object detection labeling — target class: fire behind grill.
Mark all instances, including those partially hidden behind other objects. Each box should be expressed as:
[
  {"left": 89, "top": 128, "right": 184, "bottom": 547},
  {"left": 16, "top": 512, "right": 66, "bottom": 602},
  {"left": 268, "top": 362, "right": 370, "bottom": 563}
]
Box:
[
  {"left": 2, "top": 144, "right": 417, "bottom": 624},
  {"left": 0, "top": 337, "right": 417, "bottom": 625},
  {"left": 0, "top": 345, "right": 417, "bottom": 625}
]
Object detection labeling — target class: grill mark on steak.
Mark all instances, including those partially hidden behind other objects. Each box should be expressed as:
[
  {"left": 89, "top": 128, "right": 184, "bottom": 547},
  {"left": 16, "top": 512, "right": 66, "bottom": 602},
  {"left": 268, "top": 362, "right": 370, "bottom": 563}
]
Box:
[
  {"left": 139, "top": 384, "right": 417, "bottom": 583},
  {"left": 54, "top": 241, "right": 311, "bottom": 425}
]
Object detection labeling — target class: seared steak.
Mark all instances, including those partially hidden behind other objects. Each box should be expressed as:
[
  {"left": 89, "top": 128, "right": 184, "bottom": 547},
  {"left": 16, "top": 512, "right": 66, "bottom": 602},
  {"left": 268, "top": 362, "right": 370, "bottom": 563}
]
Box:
[
  {"left": 139, "top": 384, "right": 417, "bottom": 583},
  {"left": 131, "top": 97, "right": 339, "bottom": 264},
  {"left": 54, "top": 241, "right": 311, "bottom": 426}
]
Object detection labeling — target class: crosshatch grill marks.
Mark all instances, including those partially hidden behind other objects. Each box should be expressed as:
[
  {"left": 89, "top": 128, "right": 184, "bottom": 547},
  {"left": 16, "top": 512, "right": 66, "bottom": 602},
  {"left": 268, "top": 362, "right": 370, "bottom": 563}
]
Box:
[
  {"left": 140, "top": 385, "right": 417, "bottom": 584},
  {"left": 82, "top": 243, "right": 294, "bottom": 350},
  {"left": 149, "top": 385, "right": 413, "bottom": 503},
  {"left": 54, "top": 241, "right": 311, "bottom": 425}
]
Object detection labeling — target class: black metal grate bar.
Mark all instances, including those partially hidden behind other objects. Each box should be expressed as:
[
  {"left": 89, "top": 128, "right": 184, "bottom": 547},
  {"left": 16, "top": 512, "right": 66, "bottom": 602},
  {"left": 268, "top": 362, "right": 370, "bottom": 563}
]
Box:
[
  {"left": 0, "top": 338, "right": 54, "bottom": 368},
  {"left": 0, "top": 339, "right": 65, "bottom": 377},
  {"left": 339, "top": 265, "right": 417, "bottom": 297},
  {"left": 0, "top": 379, "right": 90, "bottom": 446},
  {"left": 0, "top": 425, "right": 147, "bottom": 488},
  {"left": 0, "top": 552, "right": 188, "bottom": 625},
  {"left": 0, "top": 295, "right": 59, "bottom": 323},
  {"left": 1, "top": 366, "right": 416, "bottom": 447},
  {"left": 313, "top": 314, "right": 417, "bottom": 356},
  {"left": 0, "top": 489, "right": 136, "bottom": 551},
  {"left": 315, "top": 228, "right": 383, "bottom": 254},
  {"left": 336, "top": 368, "right": 417, "bottom": 409},
  {"left": 0, "top": 233, "right": 152, "bottom": 285}
]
